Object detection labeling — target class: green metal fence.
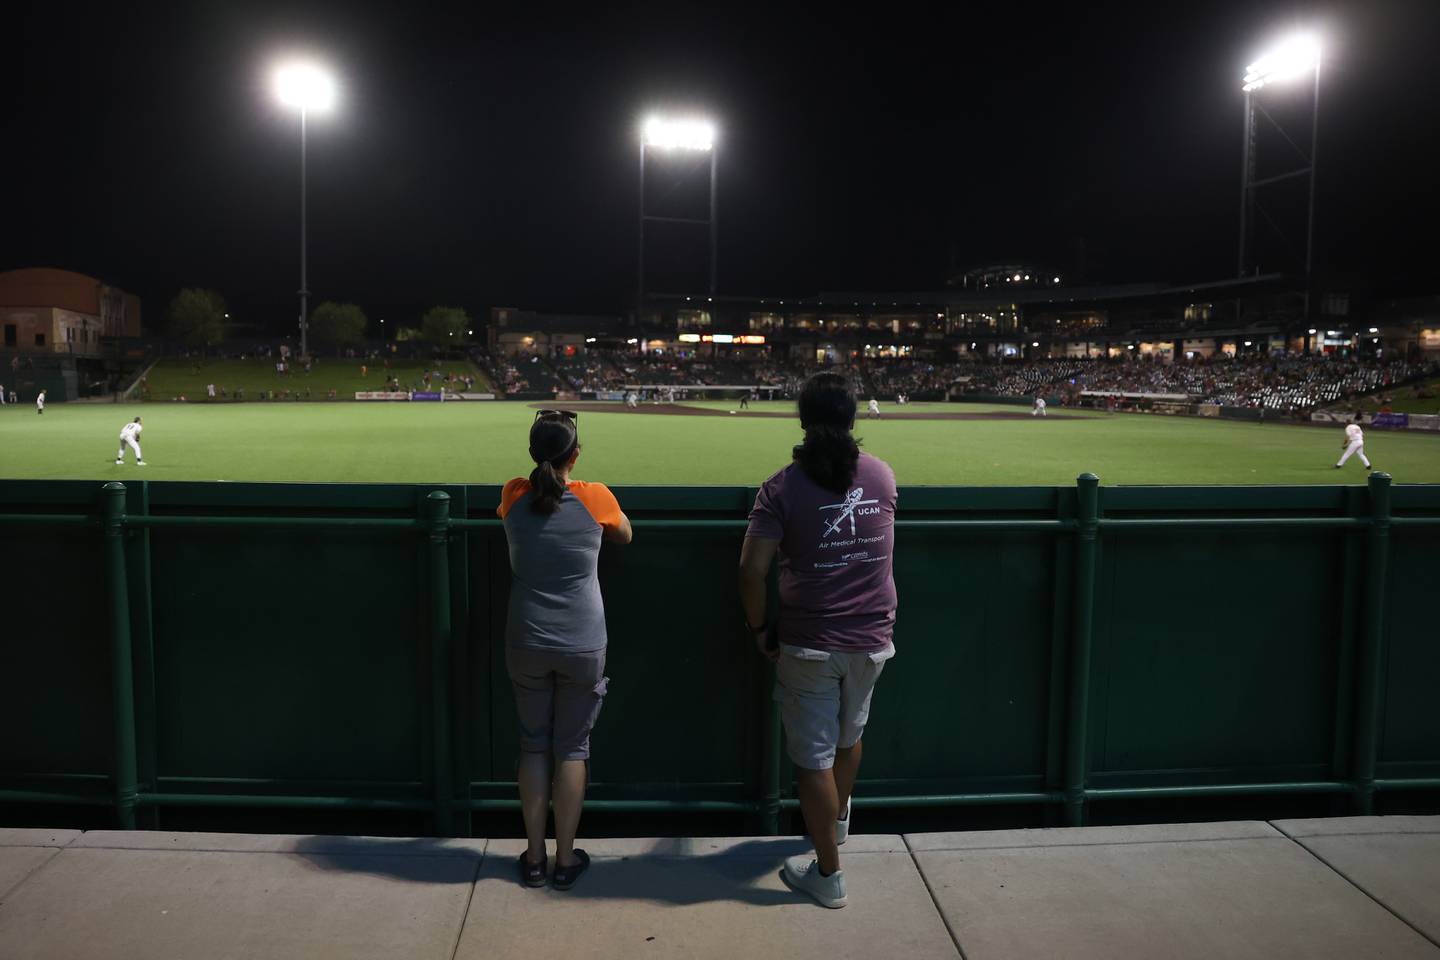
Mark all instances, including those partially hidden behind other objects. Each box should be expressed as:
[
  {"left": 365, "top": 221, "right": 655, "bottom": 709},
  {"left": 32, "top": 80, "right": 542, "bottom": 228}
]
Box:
[{"left": 1, "top": 474, "right": 1437, "bottom": 836}]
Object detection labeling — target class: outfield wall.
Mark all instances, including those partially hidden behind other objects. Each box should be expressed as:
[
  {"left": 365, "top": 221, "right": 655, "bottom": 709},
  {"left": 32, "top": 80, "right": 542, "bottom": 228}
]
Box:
[{"left": 2, "top": 476, "right": 1438, "bottom": 836}]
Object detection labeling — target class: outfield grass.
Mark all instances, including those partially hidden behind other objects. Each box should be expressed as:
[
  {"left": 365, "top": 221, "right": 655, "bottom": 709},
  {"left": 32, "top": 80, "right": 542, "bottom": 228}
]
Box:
[
  {"left": 2, "top": 400, "right": 1437, "bottom": 485},
  {"left": 134, "top": 357, "right": 489, "bottom": 399}
]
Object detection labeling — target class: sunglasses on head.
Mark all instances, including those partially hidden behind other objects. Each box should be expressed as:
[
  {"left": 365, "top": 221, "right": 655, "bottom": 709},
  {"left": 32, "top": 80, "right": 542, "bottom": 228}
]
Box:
[{"left": 534, "top": 409, "right": 578, "bottom": 424}]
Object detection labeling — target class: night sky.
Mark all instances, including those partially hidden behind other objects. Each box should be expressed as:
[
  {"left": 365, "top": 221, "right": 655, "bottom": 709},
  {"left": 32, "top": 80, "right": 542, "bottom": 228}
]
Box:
[{"left": 6, "top": 0, "right": 1439, "bottom": 333}]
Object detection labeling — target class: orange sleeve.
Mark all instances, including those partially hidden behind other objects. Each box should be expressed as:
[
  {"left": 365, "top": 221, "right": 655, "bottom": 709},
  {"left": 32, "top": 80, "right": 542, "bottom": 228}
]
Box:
[
  {"left": 497, "top": 478, "right": 532, "bottom": 519},
  {"left": 568, "top": 481, "right": 623, "bottom": 532}
]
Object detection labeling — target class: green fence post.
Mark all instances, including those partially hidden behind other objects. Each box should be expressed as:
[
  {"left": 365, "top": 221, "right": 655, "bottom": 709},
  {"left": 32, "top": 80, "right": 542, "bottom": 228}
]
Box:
[
  {"left": 757, "top": 548, "right": 783, "bottom": 836},
  {"left": 1064, "top": 473, "right": 1100, "bottom": 827},
  {"left": 426, "top": 491, "right": 455, "bottom": 836},
  {"left": 760, "top": 676, "right": 782, "bottom": 835},
  {"left": 103, "top": 482, "right": 138, "bottom": 830},
  {"left": 1352, "top": 472, "right": 1391, "bottom": 815}
]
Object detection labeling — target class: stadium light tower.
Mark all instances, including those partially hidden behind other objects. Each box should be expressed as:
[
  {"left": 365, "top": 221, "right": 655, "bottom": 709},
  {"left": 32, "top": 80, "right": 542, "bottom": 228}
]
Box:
[
  {"left": 1237, "top": 32, "right": 1322, "bottom": 318},
  {"left": 273, "top": 60, "right": 336, "bottom": 359},
  {"left": 637, "top": 115, "right": 718, "bottom": 323}
]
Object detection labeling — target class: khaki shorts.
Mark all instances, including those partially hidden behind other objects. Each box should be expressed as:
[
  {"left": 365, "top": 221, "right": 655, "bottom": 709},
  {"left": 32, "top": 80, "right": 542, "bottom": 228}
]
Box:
[
  {"left": 506, "top": 646, "right": 608, "bottom": 762},
  {"left": 774, "top": 642, "right": 894, "bottom": 770}
]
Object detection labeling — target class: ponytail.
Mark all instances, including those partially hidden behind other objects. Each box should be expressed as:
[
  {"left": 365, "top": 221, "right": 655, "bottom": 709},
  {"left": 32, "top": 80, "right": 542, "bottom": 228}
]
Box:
[
  {"left": 793, "top": 371, "right": 861, "bottom": 494},
  {"left": 528, "top": 458, "right": 568, "bottom": 514},
  {"left": 526, "top": 415, "right": 578, "bottom": 514},
  {"left": 794, "top": 425, "right": 860, "bottom": 494}
]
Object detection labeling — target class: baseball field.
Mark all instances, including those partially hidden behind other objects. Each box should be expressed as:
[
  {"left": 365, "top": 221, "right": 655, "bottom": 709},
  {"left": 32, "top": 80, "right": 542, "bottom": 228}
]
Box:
[{"left": 3, "top": 399, "right": 1438, "bottom": 486}]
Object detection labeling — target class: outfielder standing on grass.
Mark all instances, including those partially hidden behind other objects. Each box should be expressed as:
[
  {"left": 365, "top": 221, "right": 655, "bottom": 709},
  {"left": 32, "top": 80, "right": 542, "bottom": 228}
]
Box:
[
  {"left": 36, "top": 390, "right": 45, "bottom": 414},
  {"left": 116, "top": 417, "right": 145, "bottom": 466},
  {"left": 1336, "top": 420, "right": 1372, "bottom": 471},
  {"left": 739, "top": 371, "right": 898, "bottom": 909}
]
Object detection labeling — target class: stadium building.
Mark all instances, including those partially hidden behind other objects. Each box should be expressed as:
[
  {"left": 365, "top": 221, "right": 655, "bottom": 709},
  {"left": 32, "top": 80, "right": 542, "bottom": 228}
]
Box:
[
  {"left": 0, "top": 267, "right": 144, "bottom": 401},
  {"left": 473, "top": 268, "right": 1437, "bottom": 411},
  {"left": 638, "top": 270, "right": 1436, "bottom": 366}
]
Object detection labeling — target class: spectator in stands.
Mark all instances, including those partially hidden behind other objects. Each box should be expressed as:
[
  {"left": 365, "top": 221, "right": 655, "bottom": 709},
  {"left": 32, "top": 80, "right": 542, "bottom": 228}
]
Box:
[
  {"left": 738, "top": 372, "right": 898, "bottom": 909},
  {"left": 497, "top": 410, "right": 633, "bottom": 890}
]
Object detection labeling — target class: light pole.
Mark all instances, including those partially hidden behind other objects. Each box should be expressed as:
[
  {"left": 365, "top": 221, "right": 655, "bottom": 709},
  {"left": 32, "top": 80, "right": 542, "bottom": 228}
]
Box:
[
  {"left": 1237, "top": 34, "right": 1322, "bottom": 319},
  {"left": 274, "top": 61, "right": 336, "bottom": 359},
  {"left": 637, "top": 115, "right": 717, "bottom": 329}
]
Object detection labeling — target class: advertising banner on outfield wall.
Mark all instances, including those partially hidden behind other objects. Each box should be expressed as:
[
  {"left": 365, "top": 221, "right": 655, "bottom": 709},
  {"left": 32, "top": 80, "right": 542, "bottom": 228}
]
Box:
[
  {"left": 1371, "top": 412, "right": 1410, "bottom": 429},
  {"left": 1409, "top": 414, "right": 1440, "bottom": 431},
  {"left": 411, "top": 392, "right": 444, "bottom": 402},
  {"left": 354, "top": 391, "right": 411, "bottom": 401},
  {"left": 458, "top": 392, "right": 497, "bottom": 400}
]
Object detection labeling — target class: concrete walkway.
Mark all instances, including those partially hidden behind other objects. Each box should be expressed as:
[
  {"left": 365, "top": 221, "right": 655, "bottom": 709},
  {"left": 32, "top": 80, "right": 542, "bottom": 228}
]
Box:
[{"left": 0, "top": 817, "right": 1436, "bottom": 959}]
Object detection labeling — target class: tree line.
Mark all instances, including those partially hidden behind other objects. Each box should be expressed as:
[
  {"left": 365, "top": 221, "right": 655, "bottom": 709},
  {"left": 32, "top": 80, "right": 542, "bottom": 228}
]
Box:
[{"left": 164, "top": 288, "right": 473, "bottom": 354}]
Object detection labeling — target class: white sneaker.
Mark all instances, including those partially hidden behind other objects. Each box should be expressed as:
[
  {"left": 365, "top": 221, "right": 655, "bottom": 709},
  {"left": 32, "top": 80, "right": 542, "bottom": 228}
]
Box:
[
  {"left": 115, "top": 460, "right": 123, "bottom": 465},
  {"left": 836, "top": 800, "right": 851, "bottom": 845},
  {"left": 781, "top": 855, "right": 847, "bottom": 909},
  {"left": 136, "top": 461, "right": 146, "bottom": 466}
]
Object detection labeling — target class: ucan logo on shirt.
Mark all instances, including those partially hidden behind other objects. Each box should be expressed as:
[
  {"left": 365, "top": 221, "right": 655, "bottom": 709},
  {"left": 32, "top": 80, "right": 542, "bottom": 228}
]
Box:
[{"left": 819, "top": 487, "right": 880, "bottom": 538}]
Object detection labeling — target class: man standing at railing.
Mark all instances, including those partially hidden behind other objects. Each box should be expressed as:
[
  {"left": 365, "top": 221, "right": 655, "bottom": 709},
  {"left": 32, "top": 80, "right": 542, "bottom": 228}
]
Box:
[{"left": 739, "top": 372, "right": 898, "bottom": 910}]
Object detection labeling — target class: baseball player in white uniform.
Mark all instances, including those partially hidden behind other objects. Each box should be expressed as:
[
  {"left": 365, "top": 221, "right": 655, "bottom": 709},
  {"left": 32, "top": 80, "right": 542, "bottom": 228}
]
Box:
[
  {"left": 867, "top": 397, "right": 881, "bottom": 419},
  {"left": 1032, "top": 397, "right": 1047, "bottom": 417},
  {"left": 116, "top": 417, "right": 146, "bottom": 465},
  {"left": 36, "top": 390, "right": 45, "bottom": 414},
  {"left": 1335, "top": 421, "right": 1370, "bottom": 470}
]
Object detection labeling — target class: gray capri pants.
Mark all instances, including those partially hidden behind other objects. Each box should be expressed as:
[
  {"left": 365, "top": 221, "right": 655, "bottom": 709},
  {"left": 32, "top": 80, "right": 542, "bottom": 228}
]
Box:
[
  {"left": 505, "top": 646, "right": 608, "bottom": 762},
  {"left": 774, "top": 642, "right": 895, "bottom": 770}
]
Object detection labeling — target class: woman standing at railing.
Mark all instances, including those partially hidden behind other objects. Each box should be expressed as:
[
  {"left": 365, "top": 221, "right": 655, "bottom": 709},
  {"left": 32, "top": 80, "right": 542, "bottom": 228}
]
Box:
[
  {"left": 497, "top": 409, "right": 633, "bottom": 890},
  {"left": 738, "top": 372, "right": 898, "bottom": 909}
]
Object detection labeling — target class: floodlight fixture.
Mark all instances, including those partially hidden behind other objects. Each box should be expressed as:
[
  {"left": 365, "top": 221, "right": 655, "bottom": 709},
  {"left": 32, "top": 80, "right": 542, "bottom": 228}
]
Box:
[
  {"left": 1243, "top": 34, "right": 1321, "bottom": 92},
  {"left": 642, "top": 116, "right": 715, "bottom": 150},
  {"left": 274, "top": 61, "right": 336, "bottom": 112}
]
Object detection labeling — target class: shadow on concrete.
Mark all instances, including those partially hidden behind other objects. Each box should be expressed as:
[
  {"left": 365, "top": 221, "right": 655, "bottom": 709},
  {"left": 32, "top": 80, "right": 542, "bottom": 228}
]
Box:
[
  {"left": 293, "top": 835, "right": 815, "bottom": 906},
  {"left": 477, "top": 838, "right": 815, "bottom": 907},
  {"left": 291, "top": 835, "right": 482, "bottom": 884}
]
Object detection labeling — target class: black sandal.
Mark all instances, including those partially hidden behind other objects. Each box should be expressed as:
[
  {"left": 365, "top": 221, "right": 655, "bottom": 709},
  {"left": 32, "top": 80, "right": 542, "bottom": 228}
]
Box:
[
  {"left": 518, "top": 851, "right": 547, "bottom": 888},
  {"left": 551, "top": 849, "right": 590, "bottom": 890}
]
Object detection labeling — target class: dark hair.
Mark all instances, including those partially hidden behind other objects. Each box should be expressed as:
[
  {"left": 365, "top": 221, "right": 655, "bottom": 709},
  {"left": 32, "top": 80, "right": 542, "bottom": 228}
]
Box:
[
  {"left": 793, "top": 372, "right": 860, "bottom": 493},
  {"left": 527, "top": 416, "right": 578, "bottom": 514}
]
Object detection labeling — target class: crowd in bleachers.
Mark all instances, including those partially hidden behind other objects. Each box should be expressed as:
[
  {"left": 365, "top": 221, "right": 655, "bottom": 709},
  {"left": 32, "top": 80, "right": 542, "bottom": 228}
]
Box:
[
  {"left": 550, "top": 352, "right": 628, "bottom": 393},
  {"left": 473, "top": 349, "right": 567, "bottom": 395},
  {"left": 466, "top": 345, "right": 1434, "bottom": 412},
  {"left": 961, "top": 353, "right": 1437, "bottom": 411}
]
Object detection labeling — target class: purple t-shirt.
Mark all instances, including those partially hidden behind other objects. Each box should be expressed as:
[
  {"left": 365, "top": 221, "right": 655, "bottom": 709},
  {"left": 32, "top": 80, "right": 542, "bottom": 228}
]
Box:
[{"left": 746, "top": 451, "right": 898, "bottom": 653}]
